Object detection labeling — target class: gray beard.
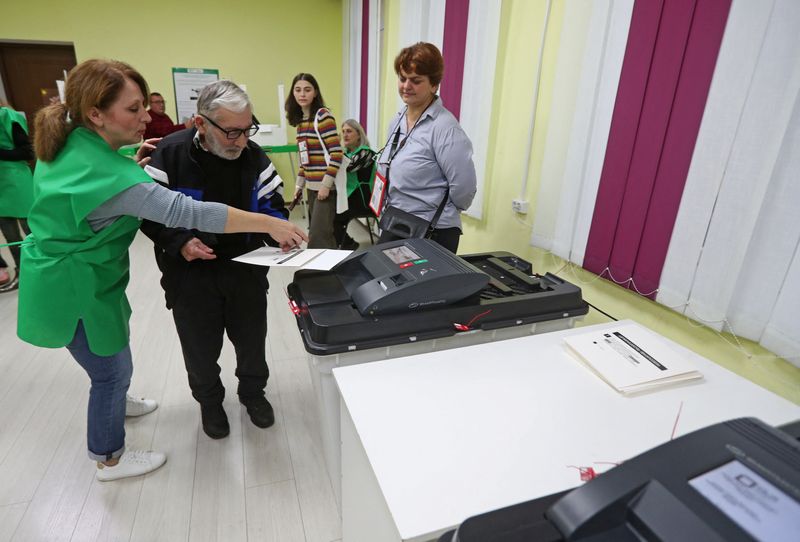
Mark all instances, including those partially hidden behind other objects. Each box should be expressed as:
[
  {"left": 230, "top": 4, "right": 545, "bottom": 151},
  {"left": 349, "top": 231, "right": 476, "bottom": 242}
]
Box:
[{"left": 204, "top": 134, "right": 243, "bottom": 161}]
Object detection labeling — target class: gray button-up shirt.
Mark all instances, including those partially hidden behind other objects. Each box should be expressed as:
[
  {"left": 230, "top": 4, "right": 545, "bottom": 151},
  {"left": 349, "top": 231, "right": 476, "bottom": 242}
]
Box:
[{"left": 377, "top": 97, "right": 477, "bottom": 230}]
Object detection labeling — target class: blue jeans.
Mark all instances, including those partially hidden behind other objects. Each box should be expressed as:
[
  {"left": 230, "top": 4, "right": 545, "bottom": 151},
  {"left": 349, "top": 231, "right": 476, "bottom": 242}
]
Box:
[{"left": 66, "top": 321, "right": 132, "bottom": 461}]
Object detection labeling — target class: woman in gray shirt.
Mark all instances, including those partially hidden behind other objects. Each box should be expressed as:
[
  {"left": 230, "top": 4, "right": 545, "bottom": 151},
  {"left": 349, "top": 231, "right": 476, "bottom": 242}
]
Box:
[{"left": 375, "top": 42, "right": 477, "bottom": 253}]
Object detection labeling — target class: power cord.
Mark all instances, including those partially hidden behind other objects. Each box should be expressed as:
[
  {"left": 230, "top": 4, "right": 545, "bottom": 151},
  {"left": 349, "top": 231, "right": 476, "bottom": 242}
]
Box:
[{"left": 586, "top": 300, "right": 618, "bottom": 322}]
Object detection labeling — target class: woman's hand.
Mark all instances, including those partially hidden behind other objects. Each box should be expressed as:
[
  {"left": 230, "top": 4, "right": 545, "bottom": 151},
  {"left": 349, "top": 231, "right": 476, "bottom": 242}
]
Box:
[
  {"left": 317, "top": 186, "right": 330, "bottom": 201},
  {"left": 268, "top": 217, "right": 308, "bottom": 248},
  {"left": 135, "top": 137, "right": 161, "bottom": 168}
]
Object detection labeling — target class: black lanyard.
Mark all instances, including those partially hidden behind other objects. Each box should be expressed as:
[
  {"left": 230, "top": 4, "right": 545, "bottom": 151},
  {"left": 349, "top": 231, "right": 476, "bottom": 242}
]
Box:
[{"left": 382, "top": 96, "right": 437, "bottom": 173}]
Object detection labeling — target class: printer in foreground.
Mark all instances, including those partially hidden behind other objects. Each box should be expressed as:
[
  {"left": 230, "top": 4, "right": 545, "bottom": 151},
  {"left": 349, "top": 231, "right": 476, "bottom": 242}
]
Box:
[{"left": 441, "top": 417, "right": 800, "bottom": 542}]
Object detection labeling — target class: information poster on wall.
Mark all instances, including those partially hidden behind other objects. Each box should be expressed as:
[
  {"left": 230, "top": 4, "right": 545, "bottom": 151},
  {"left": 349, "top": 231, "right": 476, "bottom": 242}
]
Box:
[{"left": 172, "top": 67, "right": 219, "bottom": 123}]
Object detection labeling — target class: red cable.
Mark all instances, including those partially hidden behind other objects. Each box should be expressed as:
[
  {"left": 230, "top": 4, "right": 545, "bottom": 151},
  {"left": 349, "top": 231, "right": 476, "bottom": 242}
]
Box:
[
  {"left": 453, "top": 309, "right": 493, "bottom": 331},
  {"left": 566, "top": 465, "right": 597, "bottom": 481}
]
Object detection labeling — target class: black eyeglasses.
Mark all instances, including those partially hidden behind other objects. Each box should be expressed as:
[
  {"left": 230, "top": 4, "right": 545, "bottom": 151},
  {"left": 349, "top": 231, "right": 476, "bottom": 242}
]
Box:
[{"left": 199, "top": 114, "right": 259, "bottom": 140}]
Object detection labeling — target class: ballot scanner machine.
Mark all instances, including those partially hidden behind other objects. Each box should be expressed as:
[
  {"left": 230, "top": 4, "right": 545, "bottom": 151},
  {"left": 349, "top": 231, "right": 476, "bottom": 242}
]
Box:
[
  {"left": 286, "top": 238, "right": 589, "bottom": 507},
  {"left": 288, "top": 238, "right": 588, "bottom": 355}
]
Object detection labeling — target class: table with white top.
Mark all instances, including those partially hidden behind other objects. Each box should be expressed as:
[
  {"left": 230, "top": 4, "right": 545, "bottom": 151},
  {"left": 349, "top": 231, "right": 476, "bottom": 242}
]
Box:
[{"left": 333, "top": 321, "right": 800, "bottom": 542}]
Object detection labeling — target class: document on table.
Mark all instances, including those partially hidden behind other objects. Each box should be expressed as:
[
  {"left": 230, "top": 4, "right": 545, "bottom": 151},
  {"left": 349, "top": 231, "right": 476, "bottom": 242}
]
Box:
[
  {"left": 563, "top": 322, "right": 703, "bottom": 394},
  {"left": 232, "top": 246, "right": 352, "bottom": 270}
]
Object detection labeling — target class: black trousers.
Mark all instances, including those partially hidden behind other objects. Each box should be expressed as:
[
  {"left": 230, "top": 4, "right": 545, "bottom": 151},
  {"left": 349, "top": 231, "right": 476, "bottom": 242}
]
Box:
[
  {"left": 378, "top": 226, "right": 462, "bottom": 254},
  {"left": 170, "top": 262, "right": 269, "bottom": 406}
]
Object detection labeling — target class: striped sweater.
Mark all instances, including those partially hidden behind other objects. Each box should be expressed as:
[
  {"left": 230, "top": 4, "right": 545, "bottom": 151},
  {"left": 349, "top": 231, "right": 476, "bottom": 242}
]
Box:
[{"left": 296, "top": 108, "right": 343, "bottom": 191}]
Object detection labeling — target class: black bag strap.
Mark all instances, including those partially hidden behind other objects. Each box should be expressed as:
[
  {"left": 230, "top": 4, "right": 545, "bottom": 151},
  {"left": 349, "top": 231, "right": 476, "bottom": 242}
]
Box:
[{"left": 426, "top": 186, "right": 450, "bottom": 237}]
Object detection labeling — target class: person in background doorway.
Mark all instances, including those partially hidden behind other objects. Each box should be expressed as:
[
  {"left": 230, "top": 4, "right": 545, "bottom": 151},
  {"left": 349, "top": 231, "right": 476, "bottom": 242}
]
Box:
[
  {"left": 143, "top": 92, "right": 192, "bottom": 139},
  {"left": 0, "top": 100, "right": 34, "bottom": 292},
  {"left": 285, "top": 73, "right": 343, "bottom": 248}
]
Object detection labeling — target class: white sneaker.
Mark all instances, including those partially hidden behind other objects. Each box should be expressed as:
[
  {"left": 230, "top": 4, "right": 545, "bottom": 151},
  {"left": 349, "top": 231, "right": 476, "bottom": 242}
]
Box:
[
  {"left": 126, "top": 393, "right": 158, "bottom": 417},
  {"left": 96, "top": 450, "right": 167, "bottom": 482}
]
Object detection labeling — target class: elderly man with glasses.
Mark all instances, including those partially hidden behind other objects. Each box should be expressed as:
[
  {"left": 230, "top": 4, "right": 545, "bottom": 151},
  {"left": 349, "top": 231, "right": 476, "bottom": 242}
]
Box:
[
  {"left": 141, "top": 80, "right": 287, "bottom": 439},
  {"left": 143, "top": 92, "right": 193, "bottom": 139}
]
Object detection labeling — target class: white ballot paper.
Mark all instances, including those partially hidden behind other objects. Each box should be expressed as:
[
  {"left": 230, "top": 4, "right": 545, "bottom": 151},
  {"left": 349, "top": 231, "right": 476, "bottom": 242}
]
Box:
[
  {"left": 563, "top": 322, "right": 703, "bottom": 394},
  {"left": 232, "top": 246, "right": 351, "bottom": 271}
]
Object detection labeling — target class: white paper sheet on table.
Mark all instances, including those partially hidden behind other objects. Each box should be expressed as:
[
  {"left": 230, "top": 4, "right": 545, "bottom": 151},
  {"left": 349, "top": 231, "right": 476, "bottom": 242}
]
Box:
[
  {"left": 563, "top": 322, "right": 703, "bottom": 394},
  {"left": 232, "top": 246, "right": 352, "bottom": 270}
]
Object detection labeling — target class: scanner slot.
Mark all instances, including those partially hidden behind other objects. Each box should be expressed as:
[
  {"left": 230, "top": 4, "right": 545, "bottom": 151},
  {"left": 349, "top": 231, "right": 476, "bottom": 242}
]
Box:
[{"left": 476, "top": 257, "right": 552, "bottom": 299}]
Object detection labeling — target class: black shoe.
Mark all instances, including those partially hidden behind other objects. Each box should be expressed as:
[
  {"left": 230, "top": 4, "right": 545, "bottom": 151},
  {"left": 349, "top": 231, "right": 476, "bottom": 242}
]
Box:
[
  {"left": 200, "top": 403, "right": 230, "bottom": 439},
  {"left": 241, "top": 396, "right": 275, "bottom": 428}
]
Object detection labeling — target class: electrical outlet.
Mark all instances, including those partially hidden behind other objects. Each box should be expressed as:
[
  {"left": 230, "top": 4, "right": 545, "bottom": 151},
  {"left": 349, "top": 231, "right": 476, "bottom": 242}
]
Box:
[{"left": 512, "top": 199, "right": 529, "bottom": 214}]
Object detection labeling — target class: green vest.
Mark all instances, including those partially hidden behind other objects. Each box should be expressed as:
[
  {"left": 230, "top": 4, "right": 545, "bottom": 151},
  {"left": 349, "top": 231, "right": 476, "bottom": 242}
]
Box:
[
  {"left": 0, "top": 107, "right": 34, "bottom": 217},
  {"left": 345, "top": 145, "right": 376, "bottom": 197},
  {"left": 17, "top": 127, "right": 153, "bottom": 356}
]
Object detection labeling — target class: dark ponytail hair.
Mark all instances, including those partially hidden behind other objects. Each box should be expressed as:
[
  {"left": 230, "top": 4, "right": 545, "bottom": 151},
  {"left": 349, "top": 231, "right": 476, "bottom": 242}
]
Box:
[
  {"left": 34, "top": 59, "right": 149, "bottom": 162},
  {"left": 285, "top": 73, "right": 325, "bottom": 126}
]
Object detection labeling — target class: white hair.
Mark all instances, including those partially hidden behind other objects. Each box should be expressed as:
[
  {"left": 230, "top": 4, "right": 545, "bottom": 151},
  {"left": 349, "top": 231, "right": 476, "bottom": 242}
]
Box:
[{"left": 197, "top": 80, "right": 251, "bottom": 117}]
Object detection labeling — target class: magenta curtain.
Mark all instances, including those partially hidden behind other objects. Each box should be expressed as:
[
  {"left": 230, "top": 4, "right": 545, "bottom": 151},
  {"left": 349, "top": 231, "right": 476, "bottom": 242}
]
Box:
[
  {"left": 359, "top": 0, "right": 371, "bottom": 130},
  {"left": 583, "top": 0, "right": 731, "bottom": 298},
  {"left": 440, "top": 0, "right": 470, "bottom": 120}
]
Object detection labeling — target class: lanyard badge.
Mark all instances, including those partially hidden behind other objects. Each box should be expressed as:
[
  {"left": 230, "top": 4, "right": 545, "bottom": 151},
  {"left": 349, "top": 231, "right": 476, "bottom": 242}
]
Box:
[
  {"left": 298, "top": 138, "right": 310, "bottom": 166},
  {"left": 369, "top": 171, "right": 387, "bottom": 217}
]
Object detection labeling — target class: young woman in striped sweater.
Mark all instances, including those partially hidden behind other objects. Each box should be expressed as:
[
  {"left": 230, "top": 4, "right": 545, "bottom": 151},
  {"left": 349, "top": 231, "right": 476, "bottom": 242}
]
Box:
[{"left": 285, "top": 73, "right": 343, "bottom": 248}]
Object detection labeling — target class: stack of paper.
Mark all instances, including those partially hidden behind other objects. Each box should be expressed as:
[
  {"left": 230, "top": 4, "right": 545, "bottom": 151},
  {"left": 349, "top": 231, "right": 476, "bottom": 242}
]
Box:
[{"left": 564, "top": 322, "right": 703, "bottom": 394}]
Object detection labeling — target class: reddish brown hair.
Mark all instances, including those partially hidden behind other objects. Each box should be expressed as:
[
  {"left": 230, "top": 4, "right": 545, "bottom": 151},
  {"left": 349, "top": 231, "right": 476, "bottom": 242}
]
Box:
[
  {"left": 34, "top": 59, "right": 149, "bottom": 162},
  {"left": 393, "top": 42, "right": 444, "bottom": 86}
]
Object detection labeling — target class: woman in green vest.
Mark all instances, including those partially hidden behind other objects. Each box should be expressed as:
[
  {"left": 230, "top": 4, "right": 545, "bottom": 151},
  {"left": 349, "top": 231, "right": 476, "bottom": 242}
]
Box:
[
  {"left": 19, "top": 59, "right": 307, "bottom": 482},
  {"left": 0, "top": 101, "right": 34, "bottom": 292},
  {"left": 333, "top": 118, "right": 376, "bottom": 249}
]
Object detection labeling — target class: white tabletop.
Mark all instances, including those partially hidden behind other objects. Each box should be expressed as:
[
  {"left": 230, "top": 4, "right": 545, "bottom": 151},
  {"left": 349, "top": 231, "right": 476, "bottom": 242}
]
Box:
[{"left": 333, "top": 320, "right": 800, "bottom": 541}]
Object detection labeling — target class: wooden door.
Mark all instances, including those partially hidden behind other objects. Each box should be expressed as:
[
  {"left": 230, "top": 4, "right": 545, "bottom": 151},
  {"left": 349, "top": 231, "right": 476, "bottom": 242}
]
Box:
[{"left": 0, "top": 43, "right": 77, "bottom": 131}]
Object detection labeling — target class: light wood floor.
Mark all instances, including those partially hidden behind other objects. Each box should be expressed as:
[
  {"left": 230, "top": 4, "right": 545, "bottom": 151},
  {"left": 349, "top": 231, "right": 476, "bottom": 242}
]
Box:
[{"left": 0, "top": 215, "right": 374, "bottom": 542}]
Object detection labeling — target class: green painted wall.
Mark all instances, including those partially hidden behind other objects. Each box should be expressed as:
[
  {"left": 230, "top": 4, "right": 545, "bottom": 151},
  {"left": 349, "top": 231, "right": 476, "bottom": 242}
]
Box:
[{"left": 0, "top": 0, "right": 344, "bottom": 187}]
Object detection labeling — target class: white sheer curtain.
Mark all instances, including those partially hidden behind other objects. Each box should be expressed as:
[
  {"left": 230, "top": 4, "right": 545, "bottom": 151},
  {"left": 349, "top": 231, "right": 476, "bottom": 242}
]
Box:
[
  {"left": 657, "top": 0, "right": 800, "bottom": 365},
  {"left": 458, "top": 0, "right": 502, "bottom": 219},
  {"left": 364, "top": 0, "right": 383, "bottom": 145},
  {"left": 530, "top": 0, "right": 634, "bottom": 265},
  {"left": 342, "top": 0, "right": 363, "bottom": 121},
  {"left": 397, "top": 0, "right": 446, "bottom": 113},
  {"left": 342, "top": 0, "right": 383, "bottom": 145},
  {"left": 398, "top": 0, "right": 446, "bottom": 51}
]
